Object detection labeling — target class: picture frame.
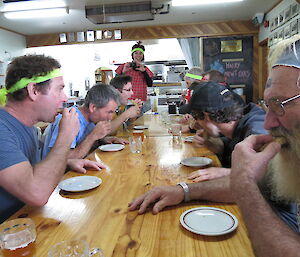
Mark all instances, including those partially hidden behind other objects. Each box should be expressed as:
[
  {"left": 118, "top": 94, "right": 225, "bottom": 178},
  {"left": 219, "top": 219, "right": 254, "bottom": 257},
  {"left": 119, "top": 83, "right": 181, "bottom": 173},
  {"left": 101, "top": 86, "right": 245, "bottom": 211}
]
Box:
[
  {"left": 291, "top": 3, "right": 299, "bottom": 18},
  {"left": 86, "top": 30, "right": 95, "bottom": 42},
  {"left": 277, "top": 28, "right": 284, "bottom": 41},
  {"left": 291, "top": 19, "right": 298, "bottom": 35},
  {"left": 96, "top": 30, "right": 102, "bottom": 40},
  {"left": 278, "top": 11, "right": 285, "bottom": 26},
  {"left": 270, "top": 17, "right": 276, "bottom": 31},
  {"left": 67, "top": 32, "right": 75, "bottom": 42},
  {"left": 76, "top": 32, "right": 85, "bottom": 42},
  {"left": 284, "top": 25, "right": 291, "bottom": 39},
  {"left": 59, "top": 33, "right": 67, "bottom": 43},
  {"left": 274, "top": 16, "right": 279, "bottom": 29},
  {"left": 268, "top": 34, "right": 273, "bottom": 47},
  {"left": 273, "top": 31, "right": 278, "bottom": 45},
  {"left": 284, "top": 5, "right": 291, "bottom": 22}
]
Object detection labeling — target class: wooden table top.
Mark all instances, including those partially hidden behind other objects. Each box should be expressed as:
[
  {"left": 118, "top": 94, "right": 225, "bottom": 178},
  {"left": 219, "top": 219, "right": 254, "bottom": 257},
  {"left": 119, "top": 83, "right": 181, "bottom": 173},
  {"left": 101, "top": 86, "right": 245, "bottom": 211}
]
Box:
[{"left": 7, "top": 114, "right": 255, "bottom": 257}]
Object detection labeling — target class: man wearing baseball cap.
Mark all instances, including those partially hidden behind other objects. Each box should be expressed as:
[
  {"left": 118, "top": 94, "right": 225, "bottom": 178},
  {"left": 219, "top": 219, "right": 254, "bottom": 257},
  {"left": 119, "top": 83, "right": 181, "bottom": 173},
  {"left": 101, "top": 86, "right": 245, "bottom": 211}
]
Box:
[
  {"left": 187, "top": 81, "right": 267, "bottom": 182},
  {"left": 129, "top": 35, "right": 300, "bottom": 257}
]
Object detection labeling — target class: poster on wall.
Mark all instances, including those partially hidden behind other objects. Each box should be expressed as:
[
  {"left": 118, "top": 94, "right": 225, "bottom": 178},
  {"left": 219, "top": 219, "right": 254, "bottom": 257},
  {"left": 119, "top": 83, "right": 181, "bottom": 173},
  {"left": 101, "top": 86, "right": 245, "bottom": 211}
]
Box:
[{"left": 203, "top": 36, "right": 253, "bottom": 102}]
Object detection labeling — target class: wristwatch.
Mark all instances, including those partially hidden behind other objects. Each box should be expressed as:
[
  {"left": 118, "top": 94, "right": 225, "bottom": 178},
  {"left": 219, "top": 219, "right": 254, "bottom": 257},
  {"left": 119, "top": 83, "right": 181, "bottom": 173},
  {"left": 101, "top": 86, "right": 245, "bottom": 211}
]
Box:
[{"left": 177, "top": 182, "right": 190, "bottom": 202}]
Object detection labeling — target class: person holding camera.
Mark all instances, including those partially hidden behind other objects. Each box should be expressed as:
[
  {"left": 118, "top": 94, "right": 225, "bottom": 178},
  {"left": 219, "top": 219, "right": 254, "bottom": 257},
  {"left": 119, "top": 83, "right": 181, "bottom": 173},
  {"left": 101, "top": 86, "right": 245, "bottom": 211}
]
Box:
[{"left": 115, "top": 41, "right": 153, "bottom": 109}]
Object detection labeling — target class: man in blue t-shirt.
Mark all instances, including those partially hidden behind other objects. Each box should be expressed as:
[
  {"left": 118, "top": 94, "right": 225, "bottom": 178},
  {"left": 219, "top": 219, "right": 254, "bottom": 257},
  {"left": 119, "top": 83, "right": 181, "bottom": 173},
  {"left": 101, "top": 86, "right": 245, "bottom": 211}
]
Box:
[
  {"left": 43, "top": 84, "right": 127, "bottom": 159},
  {"left": 0, "top": 55, "right": 103, "bottom": 223}
]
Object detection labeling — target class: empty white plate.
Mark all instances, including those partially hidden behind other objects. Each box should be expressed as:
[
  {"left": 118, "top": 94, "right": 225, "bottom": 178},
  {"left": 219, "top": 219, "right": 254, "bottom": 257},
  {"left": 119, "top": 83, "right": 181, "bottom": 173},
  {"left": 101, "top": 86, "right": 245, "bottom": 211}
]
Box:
[
  {"left": 58, "top": 176, "right": 102, "bottom": 192},
  {"left": 184, "top": 136, "right": 194, "bottom": 142},
  {"left": 180, "top": 207, "right": 238, "bottom": 236},
  {"left": 180, "top": 157, "right": 212, "bottom": 167},
  {"left": 133, "top": 125, "right": 149, "bottom": 130},
  {"left": 98, "top": 144, "right": 125, "bottom": 152}
]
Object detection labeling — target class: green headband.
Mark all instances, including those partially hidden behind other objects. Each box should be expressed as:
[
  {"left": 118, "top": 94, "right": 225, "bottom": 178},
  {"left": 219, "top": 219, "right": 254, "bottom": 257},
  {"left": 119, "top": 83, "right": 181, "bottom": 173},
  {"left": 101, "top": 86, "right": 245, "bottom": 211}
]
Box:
[
  {"left": 185, "top": 73, "right": 203, "bottom": 80},
  {"left": 0, "top": 68, "right": 62, "bottom": 106},
  {"left": 131, "top": 48, "right": 145, "bottom": 54}
]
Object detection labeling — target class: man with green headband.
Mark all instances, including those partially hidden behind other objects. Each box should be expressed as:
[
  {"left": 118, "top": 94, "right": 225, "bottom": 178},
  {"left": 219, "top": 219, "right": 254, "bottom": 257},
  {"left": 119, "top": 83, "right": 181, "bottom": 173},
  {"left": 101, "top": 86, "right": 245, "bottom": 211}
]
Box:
[
  {"left": 0, "top": 54, "right": 103, "bottom": 223},
  {"left": 129, "top": 35, "right": 300, "bottom": 257},
  {"left": 115, "top": 41, "right": 153, "bottom": 109}
]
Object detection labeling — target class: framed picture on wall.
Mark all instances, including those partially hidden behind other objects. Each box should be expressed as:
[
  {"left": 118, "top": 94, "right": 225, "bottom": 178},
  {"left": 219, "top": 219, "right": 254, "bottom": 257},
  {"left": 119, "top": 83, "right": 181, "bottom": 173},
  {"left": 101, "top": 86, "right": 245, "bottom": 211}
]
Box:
[
  {"left": 279, "top": 11, "right": 285, "bottom": 26},
  {"left": 291, "top": 19, "right": 298, "bottom": 35},
  {"left": 285, "top": 6, "right": 291, "bottom": 22},
  {"left": 291, "top": 3, "right": 299, "bottom": 18},
  {"left": 284, "top": 25, "right": 291, "bottom": 39},
  {"left": 278, "top": 28, "right": 284, "bottom": 41},
  {"left": 268, "top": 34, "right": 273, "bottom": 47},
  {"left": 274, "top": 16, "right": 279, "bottom": 29},
  {"left": 273, "top": 31, "right": 278, "bottom": 45},
  {"left": 270, "top": 17, "right": 276, "bottom": 31}
]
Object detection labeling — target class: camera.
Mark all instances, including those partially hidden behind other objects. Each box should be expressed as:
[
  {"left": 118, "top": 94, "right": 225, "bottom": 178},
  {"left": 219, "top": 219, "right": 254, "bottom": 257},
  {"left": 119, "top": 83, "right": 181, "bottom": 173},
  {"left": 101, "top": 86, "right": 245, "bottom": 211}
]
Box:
[{"left": 130, "top": 61, "right": 138, "bottom": 70}]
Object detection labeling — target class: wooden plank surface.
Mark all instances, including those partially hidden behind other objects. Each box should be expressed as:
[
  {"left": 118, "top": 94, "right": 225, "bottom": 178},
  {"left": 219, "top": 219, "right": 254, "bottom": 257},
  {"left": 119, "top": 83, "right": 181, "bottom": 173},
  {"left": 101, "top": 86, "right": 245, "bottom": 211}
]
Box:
[{"left": 6, "top": 114, "right": 255, "bottom": 257}]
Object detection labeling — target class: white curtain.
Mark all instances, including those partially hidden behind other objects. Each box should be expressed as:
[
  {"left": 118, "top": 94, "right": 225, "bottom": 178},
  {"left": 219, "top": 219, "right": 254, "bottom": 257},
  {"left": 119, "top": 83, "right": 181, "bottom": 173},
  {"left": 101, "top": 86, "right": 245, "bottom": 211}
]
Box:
[{"left": 177, "top": 37, "right": 200, "bottom": 69}]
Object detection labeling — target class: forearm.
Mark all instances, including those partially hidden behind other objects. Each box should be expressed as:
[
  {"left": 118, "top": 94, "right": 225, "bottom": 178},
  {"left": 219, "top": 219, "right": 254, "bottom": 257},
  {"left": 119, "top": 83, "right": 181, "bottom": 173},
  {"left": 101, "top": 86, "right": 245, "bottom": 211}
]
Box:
[
  {"left": 110, "top": 112, "right": 129, "bottom": 133},
  {"left": 188, "top": 176, "right": 234, "bottom": 203},
  {"left": 234, "top": 181, "right": 300, "bottom": 257},
  {"left": 67, "top": 132, "right": 97, "bottom": 159}
]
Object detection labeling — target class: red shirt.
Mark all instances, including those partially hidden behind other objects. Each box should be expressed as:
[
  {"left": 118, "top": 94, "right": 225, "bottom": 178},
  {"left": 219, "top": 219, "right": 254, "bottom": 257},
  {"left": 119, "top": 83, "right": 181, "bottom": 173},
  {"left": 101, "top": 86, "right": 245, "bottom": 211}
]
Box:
[{"left": 115, "top": 64, "right": 153, "bottom": 101}]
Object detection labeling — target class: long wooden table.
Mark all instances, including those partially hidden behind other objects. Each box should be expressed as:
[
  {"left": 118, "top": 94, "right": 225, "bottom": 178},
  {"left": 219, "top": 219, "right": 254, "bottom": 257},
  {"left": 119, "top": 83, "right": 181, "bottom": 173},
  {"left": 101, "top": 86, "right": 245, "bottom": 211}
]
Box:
[{"left": 6, "top": 114, "right": 255, "bottom": 257}]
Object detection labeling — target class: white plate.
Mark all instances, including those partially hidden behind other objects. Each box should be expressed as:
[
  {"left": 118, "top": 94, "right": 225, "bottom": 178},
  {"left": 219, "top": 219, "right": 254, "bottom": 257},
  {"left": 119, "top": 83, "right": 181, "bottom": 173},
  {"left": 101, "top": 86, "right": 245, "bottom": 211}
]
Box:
[
  {"left": 184, "top": 136, "right": 194, "bottom": 142},
  {"left": 133, "top": 125, "right": 149, "bottom": 130},
  {"left": 98, "top": 144, "right": 125, "bottom": 152},
  {"left": 180, "top": 157, "right": 212, "bottom": 167},
  {"left": 180, "top": 207, "right": 238, "bottom": 236},
  {"left": 58, "top": 176, "right": 102, "bottom": 192}
]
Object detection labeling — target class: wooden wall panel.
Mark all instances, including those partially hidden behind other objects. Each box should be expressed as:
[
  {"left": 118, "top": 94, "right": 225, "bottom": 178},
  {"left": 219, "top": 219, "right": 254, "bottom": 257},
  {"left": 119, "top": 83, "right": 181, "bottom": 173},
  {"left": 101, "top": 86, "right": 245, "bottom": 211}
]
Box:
[{"left": 26, "top": 20, "right": 257, "bottom": 48}]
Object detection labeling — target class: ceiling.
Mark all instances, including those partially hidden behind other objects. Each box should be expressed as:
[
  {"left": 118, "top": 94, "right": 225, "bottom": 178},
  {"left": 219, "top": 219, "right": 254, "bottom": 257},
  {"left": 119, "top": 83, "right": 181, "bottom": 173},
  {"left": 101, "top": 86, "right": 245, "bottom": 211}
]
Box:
[{"left": 0, "top": 0, "right": 278, "bottom": 36}]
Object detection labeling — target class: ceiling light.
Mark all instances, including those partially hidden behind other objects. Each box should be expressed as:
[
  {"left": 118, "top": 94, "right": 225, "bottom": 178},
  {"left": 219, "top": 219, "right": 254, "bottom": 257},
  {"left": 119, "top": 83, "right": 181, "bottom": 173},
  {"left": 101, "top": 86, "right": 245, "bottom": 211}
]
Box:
[
  {"left": 3, "top": 7, "right": 69, "bottom": 19},
  {"left": 172, "top": 0, "right": 243, "bottom": 6},
  {"left": 1, "top": 0, "right": 65, "bottom": 12}
]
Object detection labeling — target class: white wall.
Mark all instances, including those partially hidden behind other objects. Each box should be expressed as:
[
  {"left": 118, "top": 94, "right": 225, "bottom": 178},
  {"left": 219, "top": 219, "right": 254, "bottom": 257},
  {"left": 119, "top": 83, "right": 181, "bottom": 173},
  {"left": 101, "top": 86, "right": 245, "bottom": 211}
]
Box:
[
  {"left": 0, "top": 28, "right": 26, "bottom": 87},
  {"left": 25, "top": 39, "right": 184, "bottom": 97}
]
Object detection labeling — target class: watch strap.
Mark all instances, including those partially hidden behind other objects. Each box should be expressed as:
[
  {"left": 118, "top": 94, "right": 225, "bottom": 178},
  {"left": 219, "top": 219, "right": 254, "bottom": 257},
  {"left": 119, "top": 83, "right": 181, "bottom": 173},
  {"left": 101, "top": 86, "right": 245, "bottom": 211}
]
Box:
[{"left": 177, "top": 182, "right": 190, "bottom": 202}]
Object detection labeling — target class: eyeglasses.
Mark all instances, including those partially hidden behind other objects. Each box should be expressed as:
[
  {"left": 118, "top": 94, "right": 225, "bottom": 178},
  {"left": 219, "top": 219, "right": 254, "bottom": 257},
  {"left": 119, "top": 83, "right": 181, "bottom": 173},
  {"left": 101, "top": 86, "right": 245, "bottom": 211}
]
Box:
[
  {"left": 262, "top": 93, "right": 300, "bottom": 116},
  {"left": 122, "top": 88, "right": 132, "bottom": 92}
]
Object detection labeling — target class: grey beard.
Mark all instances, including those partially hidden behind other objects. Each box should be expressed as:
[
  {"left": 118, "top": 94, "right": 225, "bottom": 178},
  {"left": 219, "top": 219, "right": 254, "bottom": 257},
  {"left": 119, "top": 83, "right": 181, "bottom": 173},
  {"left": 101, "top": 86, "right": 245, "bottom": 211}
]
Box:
[{"left": 263, "top": 125, "right": 300, "bottom": 203}]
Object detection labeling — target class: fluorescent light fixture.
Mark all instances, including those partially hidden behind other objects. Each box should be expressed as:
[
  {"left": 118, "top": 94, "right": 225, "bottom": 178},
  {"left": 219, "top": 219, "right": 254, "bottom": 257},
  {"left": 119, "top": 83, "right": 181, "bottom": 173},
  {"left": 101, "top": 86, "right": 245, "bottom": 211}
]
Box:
[
  {"left": 1, "top": 0, "right": 65, "bottom": 12},
  {"left": 172, "top": 0, "right": 243, "bottom": 6},
  {"left": 3, "top": 7, "right": 69, "bottom": 19}
]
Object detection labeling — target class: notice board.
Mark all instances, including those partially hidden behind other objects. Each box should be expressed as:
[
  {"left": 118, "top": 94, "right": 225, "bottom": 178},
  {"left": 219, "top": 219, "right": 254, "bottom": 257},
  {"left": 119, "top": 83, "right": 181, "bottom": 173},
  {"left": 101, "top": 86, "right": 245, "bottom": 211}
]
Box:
[{"left": 203, "top": 36, "right": 253, "bottom": 102}]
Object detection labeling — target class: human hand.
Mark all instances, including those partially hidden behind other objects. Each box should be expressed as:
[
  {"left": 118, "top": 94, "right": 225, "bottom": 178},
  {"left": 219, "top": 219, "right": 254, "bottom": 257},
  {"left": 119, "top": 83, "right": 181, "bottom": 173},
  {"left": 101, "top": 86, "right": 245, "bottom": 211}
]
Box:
[
  {"left": 231, "top": 134, "right": 281, "bottom": 186},
  {"left": 58, "top": 108, "right": 79, "bottom": 144},
  {"left": 128, "top": 185, "right": 184, "bottom": 214},
  {"left": 179, "top": 114, "right": 193, "bottom": 124},
  {"left": 104, "top": 136, "right": 128, "bottom": 144},
  {"left": 67, "top": 159, "right": 107, "bottom": 174},
  {"left": 193, "top": 129, "right": 207, "bottom": 147},
  {"left": 136, "top": 63, "right": 145, "bottom": 72},
  {"left": 188, "top": 167, "right": 231, "bottom": 182},
  {"left": 131, "top": 98, "right": 143, "bottom": 107},
  {"left": 125, "top": 105, "right": 141, "bottom": 119},
  {"left": 93, "top": 121, "right": 111, "bottom": 140},
  {"left": 122, "top": 62, "right": 131, "bottom": 73}
]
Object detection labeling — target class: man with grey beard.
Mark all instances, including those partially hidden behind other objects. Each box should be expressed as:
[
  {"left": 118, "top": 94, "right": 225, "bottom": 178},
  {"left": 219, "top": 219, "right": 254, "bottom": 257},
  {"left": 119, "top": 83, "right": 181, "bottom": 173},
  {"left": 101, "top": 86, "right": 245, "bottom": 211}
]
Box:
[{"left": 129, "top": 35, "right": 300, "bottom": 257}]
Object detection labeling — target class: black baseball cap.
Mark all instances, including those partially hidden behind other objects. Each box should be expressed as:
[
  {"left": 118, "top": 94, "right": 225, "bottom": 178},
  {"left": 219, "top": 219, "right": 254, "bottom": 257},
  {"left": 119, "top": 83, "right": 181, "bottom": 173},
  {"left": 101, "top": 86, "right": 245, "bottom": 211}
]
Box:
[{"left": 189, "top": 81, "right": 237, "bottom": 111}]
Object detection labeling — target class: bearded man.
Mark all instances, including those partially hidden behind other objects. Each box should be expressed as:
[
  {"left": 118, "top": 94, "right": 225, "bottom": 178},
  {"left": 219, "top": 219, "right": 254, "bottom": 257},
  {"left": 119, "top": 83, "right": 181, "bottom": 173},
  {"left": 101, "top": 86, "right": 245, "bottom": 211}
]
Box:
[{"left": 129, "top": 35, "right": 300, "bottom": 257}]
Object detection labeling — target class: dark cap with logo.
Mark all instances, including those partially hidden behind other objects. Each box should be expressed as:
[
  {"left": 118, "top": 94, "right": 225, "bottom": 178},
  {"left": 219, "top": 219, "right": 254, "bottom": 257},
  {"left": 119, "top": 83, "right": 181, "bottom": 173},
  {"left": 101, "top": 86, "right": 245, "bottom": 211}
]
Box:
[{"left": 189, "top": 81, "right": 238, "bottom": 111}]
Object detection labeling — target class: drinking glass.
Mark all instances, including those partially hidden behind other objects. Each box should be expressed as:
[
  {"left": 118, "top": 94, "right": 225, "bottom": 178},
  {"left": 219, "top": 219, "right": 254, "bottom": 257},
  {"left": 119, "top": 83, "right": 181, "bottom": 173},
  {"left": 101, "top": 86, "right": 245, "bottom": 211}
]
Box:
[
  {"left": 0, "top": 218, "right": 36, "bottom": 257},
  {"left": 48, "top": 239, "right": 104, "bottom": 257},
  {"left": 129, "top": 136, "right": 142, "bottom": 153},
  {"left": 168, "top": 123, "right": 182, "bottom": 145},
  {"left": 132, "top": 130, "right": 144, "bottom": 142}
]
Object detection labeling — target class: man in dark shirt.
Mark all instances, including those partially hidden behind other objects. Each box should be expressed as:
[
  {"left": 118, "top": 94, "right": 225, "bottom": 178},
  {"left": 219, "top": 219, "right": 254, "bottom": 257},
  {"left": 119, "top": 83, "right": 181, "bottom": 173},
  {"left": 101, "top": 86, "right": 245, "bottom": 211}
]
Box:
[{"left": 187, "top": 81, "right": 267, "bottom": 182}]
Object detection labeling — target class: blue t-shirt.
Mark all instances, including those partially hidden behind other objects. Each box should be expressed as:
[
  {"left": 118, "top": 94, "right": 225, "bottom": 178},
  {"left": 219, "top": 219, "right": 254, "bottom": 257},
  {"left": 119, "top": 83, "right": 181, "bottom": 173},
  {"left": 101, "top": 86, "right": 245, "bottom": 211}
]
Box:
[
  {"left": 42, "top": 106, "right": 95, "bottom": 159},
  {"left": 0, "top": 108, "right": 40, "bottom": 223}
]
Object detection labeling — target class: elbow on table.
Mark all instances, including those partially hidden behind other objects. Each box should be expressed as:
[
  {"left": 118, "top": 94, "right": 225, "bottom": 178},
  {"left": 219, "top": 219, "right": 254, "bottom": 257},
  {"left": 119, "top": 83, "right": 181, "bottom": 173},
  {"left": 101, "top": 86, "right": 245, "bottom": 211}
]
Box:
[{"left": 24, "top": 192, "right": 50, "bottom": 207}]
